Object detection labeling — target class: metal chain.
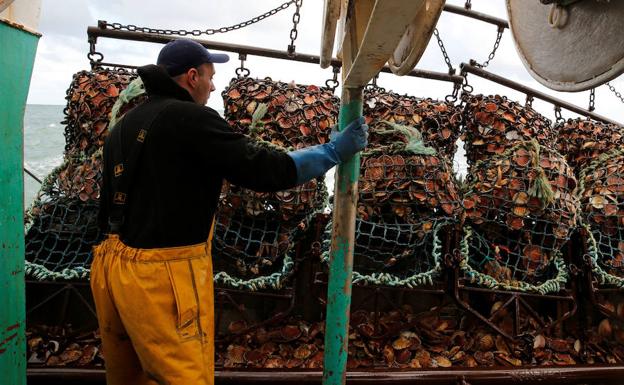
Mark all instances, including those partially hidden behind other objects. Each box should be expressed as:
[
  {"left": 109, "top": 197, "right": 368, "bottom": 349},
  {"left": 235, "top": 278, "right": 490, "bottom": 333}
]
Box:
[
  {"left": 606, "top": 82, "right": 624, "bottom": 104},
  {"left": 235, "top": 53, "right": 250, "bottom": 78},
  {"left": 588, "top": 88, "right": 596, "bottom": 112},
  {"left": 287, "top": 0, "right": 303, "bottom": 57},
  {"left": 324, "top": 64, "right": 340, "bottom": 92},
  {"left": 433, "top": 28, "right": 455, "bottom": 75},
  {"left": 99, "top": 0, "right": 298, "bottom": 37},
  {"left": 476, "top": 26, "right": 504, "bottom": 68},
  {"left": 465, "top": 0, "right": 472, "bottom": 9},
  {"left": 87, "top": 36, "right": 104, "bottom": 67},
  {"left": 554, "top": 105, "right": 565, "bottom": 123}
]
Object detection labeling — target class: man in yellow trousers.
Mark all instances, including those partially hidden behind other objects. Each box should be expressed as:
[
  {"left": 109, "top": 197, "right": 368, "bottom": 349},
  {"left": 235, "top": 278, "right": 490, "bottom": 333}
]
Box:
[{"left": 92, "top": 38, "right": 367, "bottom": 385}]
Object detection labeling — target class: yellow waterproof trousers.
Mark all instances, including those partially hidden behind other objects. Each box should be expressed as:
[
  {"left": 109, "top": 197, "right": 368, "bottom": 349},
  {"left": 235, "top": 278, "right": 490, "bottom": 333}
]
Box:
[{"left": 90, "top": 233, "right": 215, "bottom": 385}]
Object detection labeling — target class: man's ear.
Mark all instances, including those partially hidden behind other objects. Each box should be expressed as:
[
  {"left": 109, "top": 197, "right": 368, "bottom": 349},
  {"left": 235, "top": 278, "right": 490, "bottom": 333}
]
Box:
[{"left": 186, "top": 68, "right": 199, "bottom": 86}]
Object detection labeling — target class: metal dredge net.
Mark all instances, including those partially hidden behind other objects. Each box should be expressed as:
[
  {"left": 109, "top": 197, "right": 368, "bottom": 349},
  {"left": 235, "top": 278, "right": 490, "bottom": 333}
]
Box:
[
  {"left": 63, "top": 68, "right": 138, "bottom": 155},
  {"left": 363, "top": 87, "right": 462, "bottom": 160},
  {"left": 579, "top": 148, "right": 624, "bottom": 288},
  {"left": 221, "top": 76, "right": 337, "bottom": 224},
  {"left": 461, "top": 94, "right": 554, "bottom": 167},
  {"left": 217, "top": 76, "right": 336, "bottom": 289},
  {"left": 554, "top": 118, "right": 624, "bottom": 177},
  {"left": 321, "top": 90, "right": 461, "bottom": 287},
  {"left": 461, "top": 140, "right": 579, "bottom": 294}
]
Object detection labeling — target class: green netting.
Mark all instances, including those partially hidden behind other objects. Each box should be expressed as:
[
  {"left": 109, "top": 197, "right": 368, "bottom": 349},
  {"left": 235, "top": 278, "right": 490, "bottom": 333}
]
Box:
[
  {"left": 460, "top": 226, "right": 569, "bottom": 294},
  {"left": 320, "top": 216, "right": 450, "bottom": 288},
  {"left": 461, "top": 140, "right": 578, "bottom": 294},
  {"left": 24, "top": 157, "right": 104, "bottom": 280},
  {"left": 212, "top": 206, "right": 319, "bottom": 291},
  {"left": 579, "top": 148, "right": 624, "bottom": 288}
]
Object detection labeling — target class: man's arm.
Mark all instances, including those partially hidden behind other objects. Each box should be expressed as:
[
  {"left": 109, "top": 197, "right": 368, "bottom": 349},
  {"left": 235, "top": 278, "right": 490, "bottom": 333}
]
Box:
[{"left": 182, "top": 107, "right": 367, "bottom": 192}]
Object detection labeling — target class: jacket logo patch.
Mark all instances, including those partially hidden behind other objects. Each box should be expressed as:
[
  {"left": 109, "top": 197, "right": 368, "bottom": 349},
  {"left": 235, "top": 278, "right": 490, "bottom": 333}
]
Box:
[
  {"left": 113, "top": 192, "right": 127, "bottom": 204},
  {"left": 114, "top": 163, "right": 124, "bottom": 177},
  {"left": 137, "top": 129, "right": 147, "bottom": 142}
]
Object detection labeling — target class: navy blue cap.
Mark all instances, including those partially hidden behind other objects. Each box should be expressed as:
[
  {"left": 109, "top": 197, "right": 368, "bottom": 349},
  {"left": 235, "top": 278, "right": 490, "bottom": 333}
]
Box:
[{"left": 157, "top": 39, "right": 229, "bottom": 77}]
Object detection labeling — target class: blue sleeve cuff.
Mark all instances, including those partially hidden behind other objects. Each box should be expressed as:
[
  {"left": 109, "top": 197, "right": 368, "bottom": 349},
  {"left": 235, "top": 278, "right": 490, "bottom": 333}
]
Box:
[{"left": 288, "top": 143, "right": 341, "bottom": 185}]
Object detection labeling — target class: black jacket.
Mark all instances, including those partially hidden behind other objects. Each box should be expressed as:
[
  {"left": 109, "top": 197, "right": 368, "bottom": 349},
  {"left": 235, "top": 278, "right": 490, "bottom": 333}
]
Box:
[{"left": 98, "top": 64, "right": 297, "bottom": 248}]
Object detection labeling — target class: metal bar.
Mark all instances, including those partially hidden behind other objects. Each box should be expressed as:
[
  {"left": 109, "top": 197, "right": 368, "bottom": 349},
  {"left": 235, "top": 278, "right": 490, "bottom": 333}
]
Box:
[
  {"left": 0, "top": 21, "right": 39, "bottom": 385},
  {"left": 87, "top": 26, "right": 463, "bottom": 84},
  {"left": 443, "top": 4, "right": 509, "bottom": 29},
  {"left": 23, "top": 167, "right": 42, "bottom": 184},
  {"left": 461, "top": 62, "right": 623, "bottom": 125},
  {"left": 94, "top": 61, "right": 139, "bottom": 70},
  {"left": 25, "top": 365, "right": 624, "bottom": 385},
  {"left": 323, "top": 86, "right": 363, "bottom": 385},
  {"left": 458, "top": 283, "right": 575, "bottom": 301}
]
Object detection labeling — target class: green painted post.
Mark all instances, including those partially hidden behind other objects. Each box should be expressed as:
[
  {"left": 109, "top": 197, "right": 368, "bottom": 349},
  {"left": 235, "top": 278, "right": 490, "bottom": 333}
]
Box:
[
  {"left": 322, "top": 86, "right": 363, "bottom": 385},
  {"left": 0, "top": 20, "right": 40, "bottom": 385}
]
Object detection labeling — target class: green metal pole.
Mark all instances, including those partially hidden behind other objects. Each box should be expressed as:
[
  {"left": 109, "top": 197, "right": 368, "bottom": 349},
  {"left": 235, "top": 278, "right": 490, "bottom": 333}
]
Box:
[
  {"left": 322, "top": 86, "right": 363, "bottom": 385},
  {"left": 0, "top": 20, "right": 40, "bottom": 385}
]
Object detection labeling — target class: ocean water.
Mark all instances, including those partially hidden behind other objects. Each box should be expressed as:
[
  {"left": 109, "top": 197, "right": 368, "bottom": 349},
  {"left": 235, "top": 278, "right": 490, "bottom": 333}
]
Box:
[{"left": 24, "top": 104, "right": 66, "bottom": 207}]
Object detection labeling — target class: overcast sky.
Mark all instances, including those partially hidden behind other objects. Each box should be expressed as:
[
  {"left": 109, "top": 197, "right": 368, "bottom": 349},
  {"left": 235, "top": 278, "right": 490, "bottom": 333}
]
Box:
[{"left": 27, "top": 0, "right": 624, "bottom": 125}]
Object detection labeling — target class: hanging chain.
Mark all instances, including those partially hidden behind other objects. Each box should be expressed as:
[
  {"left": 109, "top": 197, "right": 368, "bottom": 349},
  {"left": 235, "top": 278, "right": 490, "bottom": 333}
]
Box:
[
  {"left": 365, "top": 73, "right": 385, "bottom": 92},
  {"left": 433, "top": 28, "right": 455, "bottom": 75},
  {"left": 464, "top": 0, "right": 472, "bottom": 9},
  {"left": 87, "top": 36, "right": 104, "bottom": 68},
  {"left": 287, "top": 0, "right": 303, "bottom": 57},
  {"left": 235, "top": 53, "right": 250, "bottom": 78},
  {"left": 99, "top": 0, "right": 298, "bottom": 37},
  {"left": 475, "top": 26, "right": 504, "bottom": 68},
  {"left": 324, "top": 64, "right": 340, "bottom": 92},
  {"left": 554, "top": 105, "right": 565, "bottom": 123},
  {"left": 588, "top": 88, "right": 596, "bottom": 112},
  {"left": 606, "top": 82, "right": 624, "bottom": 104}
]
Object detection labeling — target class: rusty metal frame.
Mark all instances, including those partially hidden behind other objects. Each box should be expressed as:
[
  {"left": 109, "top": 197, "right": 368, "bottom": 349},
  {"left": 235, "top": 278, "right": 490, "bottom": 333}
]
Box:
[
  {"left": 26, "top": 280, "right": 97, "bottom": 327},
  {"left": 86, "top": 24, "right": 464, "bottom": 85},
  {"left": 460, "top": 61, "right": 623, "bottom": 126}
]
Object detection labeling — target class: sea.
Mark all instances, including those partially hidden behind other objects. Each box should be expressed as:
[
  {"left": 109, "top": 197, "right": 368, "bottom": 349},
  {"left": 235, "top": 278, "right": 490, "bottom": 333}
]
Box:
[
  {"left": 23, "top": 104, "right": 66, "bottom": 207},
  {"left": 22, "top": 104, "right": 469, "bottom": 209}
]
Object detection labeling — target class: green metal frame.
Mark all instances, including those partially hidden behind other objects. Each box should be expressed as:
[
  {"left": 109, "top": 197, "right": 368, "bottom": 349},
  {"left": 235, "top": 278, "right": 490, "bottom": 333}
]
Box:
[
  {"left": 323, "top": 87, "right": 363, "bottom": 385},
  {"left": 0, "top": 19, "right": 40, "bottom": 385}
]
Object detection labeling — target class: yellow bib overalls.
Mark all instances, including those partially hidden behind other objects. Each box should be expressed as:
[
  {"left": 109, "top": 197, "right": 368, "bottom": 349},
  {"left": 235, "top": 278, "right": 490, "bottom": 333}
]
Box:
[{"left": 90, "top": 224, "right": 215, "bottom": 385}]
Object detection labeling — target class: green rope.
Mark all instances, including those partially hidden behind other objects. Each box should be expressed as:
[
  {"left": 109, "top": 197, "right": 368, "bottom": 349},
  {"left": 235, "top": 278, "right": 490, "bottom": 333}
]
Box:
[
  {"left": 459, "top": 226, "right": 569, "bottom": 294},
  {"left": 526, "top": 139, "right": 555, "bottom": 207},
  {"left": 375, "top": 120, "right": 437, "bottom": 155},
  {"left": 320, "top": 220, "right": 449, "bottom": 288},
  {"left": 250, "top": 102, "right": 269, "bottom": 134},
  {"left": 24, "top": 261, "right": 90, "bottom": 281},
  {"left": 583, "top": 223, "right": 624, "bottom": 288},
  {"left": 109, "top": 77, "right": 145, "bottom": 127},
  {"left": 213, "top": 251, "right": 295, "bottom": 291}
]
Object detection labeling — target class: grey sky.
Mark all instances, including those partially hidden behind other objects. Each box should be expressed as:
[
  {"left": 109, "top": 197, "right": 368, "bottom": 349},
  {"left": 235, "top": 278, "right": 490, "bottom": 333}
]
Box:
[{"left": 27, "top": 0, "right": 624, "bottom": 126}]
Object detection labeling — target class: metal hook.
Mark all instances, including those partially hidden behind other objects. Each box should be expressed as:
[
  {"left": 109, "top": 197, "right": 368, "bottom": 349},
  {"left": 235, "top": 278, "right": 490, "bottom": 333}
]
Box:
[{"left": 235, "top": 53, "right": 250, "bottom": 78}]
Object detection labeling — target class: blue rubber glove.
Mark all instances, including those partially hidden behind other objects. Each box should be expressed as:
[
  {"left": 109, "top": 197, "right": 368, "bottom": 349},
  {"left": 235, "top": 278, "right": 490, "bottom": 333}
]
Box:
[{"left": 288, "top": 116, "right": 368, "bottom": 185}]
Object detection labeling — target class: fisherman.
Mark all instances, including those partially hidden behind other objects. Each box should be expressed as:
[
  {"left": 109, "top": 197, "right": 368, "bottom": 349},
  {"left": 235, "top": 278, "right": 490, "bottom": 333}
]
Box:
[{"left": 92, "top": 38, "right": 367, "bottom": 385}]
